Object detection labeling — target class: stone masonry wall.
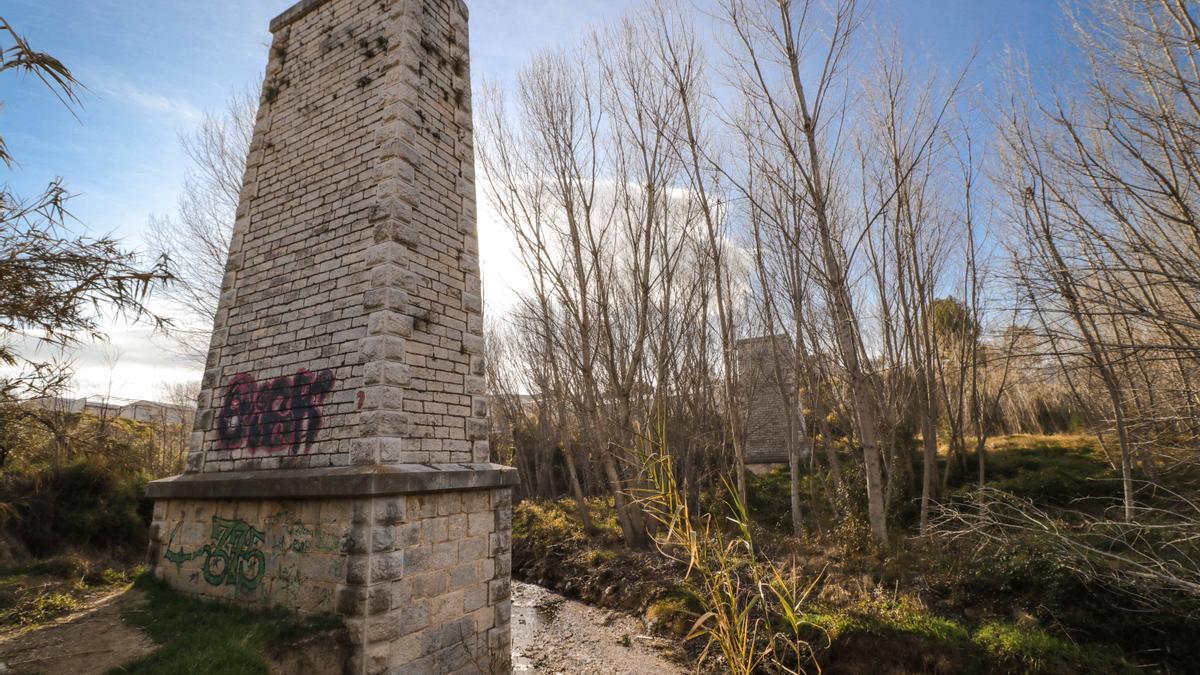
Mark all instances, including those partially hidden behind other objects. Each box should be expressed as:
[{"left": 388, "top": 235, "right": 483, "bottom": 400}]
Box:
[
  {"left": 738, "top": 335, "right": 795, "bottom": 464},
  {"left": 150, "top": 487, "right": 513, "bottom": 673},
  {"left": 189, "top": 0, "right": 485, "bottom": 474},
  {"left": 152, "top": 0, "right": 515, "bottom": 670}
]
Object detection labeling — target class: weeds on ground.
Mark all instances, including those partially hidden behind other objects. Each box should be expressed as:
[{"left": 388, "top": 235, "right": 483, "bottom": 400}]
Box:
[
  {"left": 0, "top": 554, "right": 139, "bottom": 626},
  {"left": 15, "top": 591, "right": 79, "bottom": 624}
]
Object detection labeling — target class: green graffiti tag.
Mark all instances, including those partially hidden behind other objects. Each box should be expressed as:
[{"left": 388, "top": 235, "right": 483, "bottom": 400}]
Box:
[
  {"left": 162, "top": 522, "right": 189, "bottom": 571},
  {"left": 163, "top": 516, "right": 267, "bottom": 590}
]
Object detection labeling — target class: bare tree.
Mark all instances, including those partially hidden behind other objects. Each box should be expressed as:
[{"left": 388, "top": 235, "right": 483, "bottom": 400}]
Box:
[
  {"left": 994, "top": 0, "right": 1200, "bottom": 519},
  {"left": 148, "top": 91, "right": 256, "bottom": 361}
]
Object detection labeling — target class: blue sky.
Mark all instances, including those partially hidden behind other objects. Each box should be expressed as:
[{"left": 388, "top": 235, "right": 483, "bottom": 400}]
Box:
[{"left": 1, "top": 0, "right": 1065, "bottom": 400}]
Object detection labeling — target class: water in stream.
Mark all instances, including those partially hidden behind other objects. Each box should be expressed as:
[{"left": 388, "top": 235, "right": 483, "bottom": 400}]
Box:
[{"left": 510, "top": 581, "right": 684, "bottom": 674}]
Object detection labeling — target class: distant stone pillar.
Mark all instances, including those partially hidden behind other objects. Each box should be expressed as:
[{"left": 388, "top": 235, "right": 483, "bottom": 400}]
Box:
[{"left": 145, "top": 0, "right": 516, "bottom": 672}]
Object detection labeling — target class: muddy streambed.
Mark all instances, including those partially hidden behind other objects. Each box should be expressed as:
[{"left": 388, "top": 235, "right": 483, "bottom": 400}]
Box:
[{"left": 511, "top": 581, "right": 684, "bottom": 674}]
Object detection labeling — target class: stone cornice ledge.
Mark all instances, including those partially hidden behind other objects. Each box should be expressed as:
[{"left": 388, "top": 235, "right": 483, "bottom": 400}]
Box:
[
  {"left": 270, "top": 0, "right": 336, "bottom": 33},
  {"left": 146, "top": 463, "right": 518, "bottom": 500}
]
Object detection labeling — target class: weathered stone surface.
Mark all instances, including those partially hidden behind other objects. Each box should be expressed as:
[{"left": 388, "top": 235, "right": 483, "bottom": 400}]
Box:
[
  {"left": 737, "top": 335, "right": 805, "bottom": 465},
  {"left": 148, "top": 0, "right": 513, "bottom": 671},
  {"left": 179, "top": 0, "right": 486, "bottom": 474},
  {"left": 151, "top": 489, "right": 510, "bottom": 671}
]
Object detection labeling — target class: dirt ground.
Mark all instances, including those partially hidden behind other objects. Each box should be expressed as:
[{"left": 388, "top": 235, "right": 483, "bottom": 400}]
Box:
[
  {"left": 0, "top": 581, "right": 684, "bottom": 674},
  {"left": 0, "top": 589, "right": 154, "bottom": 675},
  {"left": 511, "top": 581, "right": 685, "bottom": 675}
]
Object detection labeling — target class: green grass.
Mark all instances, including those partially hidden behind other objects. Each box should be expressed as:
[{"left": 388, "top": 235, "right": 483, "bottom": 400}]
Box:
[
  {"left": 974, "top": 435, "right": 1117, "bottom": 506},
  {"left": 114, "top": 574, "right": 343, "bottom": 675},
  {"left": 803, "top": 594, "right": 971, "bottom": 645},
  {"left": 973, "top": 621, "right": 1135, "bottom": 674},
  {"left": 801, "top": 600, "right": 1136, "bottom": 674}
]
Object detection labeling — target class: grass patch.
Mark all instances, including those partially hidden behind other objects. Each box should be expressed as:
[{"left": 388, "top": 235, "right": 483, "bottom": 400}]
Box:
[
  {"left": 512, "top": 497, "right": 623, "bottom": 550},
  {"left": 115, "top": 574, "right": 343, "bottom": 675},
  {"left": 974, "top": 621, "right": 1135, "bottom": 674},
  {"left": 802, "top": 600, "right": 1136, "bottom": 674},
  {"left": 974, "top": 435, "right": 1117, "bottom": 507},
  {"left": 803, "top": 595, "right": 970, "bottom": 645}
]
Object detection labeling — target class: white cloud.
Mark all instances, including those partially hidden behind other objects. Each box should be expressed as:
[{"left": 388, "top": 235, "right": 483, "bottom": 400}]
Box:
[
  {"left": 86, "top": 70, "right": 203, "bottom": 127},
  {"left": 476, "top": 173, "right": 528, "bottom": 320},
  {"left": 3, "top": 318, "right": 201, "bottom": 403}
]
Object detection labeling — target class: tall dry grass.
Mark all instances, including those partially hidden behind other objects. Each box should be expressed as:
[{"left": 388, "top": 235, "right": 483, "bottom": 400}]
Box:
[{"left": 636, "top": 432, "right": 823, "bottom": 674}]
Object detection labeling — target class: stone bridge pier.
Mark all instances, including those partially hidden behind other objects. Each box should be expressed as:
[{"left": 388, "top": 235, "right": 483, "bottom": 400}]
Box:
[{"left": 145, "top": 0, "right": 516, "bottom": 672}]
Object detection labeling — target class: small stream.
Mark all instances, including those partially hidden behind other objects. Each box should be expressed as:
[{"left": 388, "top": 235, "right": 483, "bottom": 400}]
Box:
[
  {"left": 510, "top": 581, "right": 684, "bottom": 675},
  {"left": 511, "top": 582, "right": 563, "bottom": 673}
]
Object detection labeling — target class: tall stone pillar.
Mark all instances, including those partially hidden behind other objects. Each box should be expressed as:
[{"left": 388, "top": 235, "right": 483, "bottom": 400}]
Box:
[{"left": 145, "top": 0, "right": 516, "bottom": 672}]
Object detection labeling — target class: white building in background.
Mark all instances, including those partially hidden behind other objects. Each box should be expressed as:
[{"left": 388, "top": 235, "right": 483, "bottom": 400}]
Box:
[{"left": 24, "top": 395, "right": 192, "bottom": 426}]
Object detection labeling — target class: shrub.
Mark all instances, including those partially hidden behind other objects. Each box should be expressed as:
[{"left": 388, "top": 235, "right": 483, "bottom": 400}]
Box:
[
  {"left": 2, "top": 461, "right": 150, "bottom": 557},
  {"left": 48, "top": 462, "right": 149, "bottom": 551}
]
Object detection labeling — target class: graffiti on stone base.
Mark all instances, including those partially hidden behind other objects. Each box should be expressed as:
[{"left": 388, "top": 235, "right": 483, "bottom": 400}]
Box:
[
  {"left": 164, "top": 516, "right": 267, "bottom": 590},
  {"left": 286, "top": 523, "right": 345, "bottom": 553},
  {"left": 216, "top": 368, "right": 335, "bottom": 453}
]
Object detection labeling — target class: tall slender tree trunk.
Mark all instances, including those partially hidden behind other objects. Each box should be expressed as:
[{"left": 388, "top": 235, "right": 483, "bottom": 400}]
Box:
[{"left": 563, "top": 445, "right": 595, "bottom": 535}]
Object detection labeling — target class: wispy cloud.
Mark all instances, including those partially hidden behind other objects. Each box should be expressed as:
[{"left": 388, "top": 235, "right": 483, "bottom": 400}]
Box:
[{"left": 86, "top": 70, "right": 203, "bottom": 127}]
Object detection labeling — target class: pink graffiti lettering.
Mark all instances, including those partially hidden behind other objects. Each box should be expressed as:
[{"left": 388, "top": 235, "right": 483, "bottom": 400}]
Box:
[{"left": 215, "top": 369, "right": 336, "bottom": 453}]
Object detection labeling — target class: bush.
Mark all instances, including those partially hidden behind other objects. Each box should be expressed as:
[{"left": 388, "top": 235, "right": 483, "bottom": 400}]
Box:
[
  {"left": 49, "top": 462, "right": 150, "bottom": 551},
  {"left": 2, "top": 461, "right": 150, "bottom": 557}
]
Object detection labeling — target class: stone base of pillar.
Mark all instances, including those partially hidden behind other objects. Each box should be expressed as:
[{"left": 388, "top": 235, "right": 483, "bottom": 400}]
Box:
[{"left": 147, "top": 465, "right": 516, "bottom": 674}]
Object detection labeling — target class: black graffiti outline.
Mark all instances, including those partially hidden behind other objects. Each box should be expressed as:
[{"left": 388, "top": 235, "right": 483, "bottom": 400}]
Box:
[{"left": 216, "top": 368, "right": 335, "bottom": 453}]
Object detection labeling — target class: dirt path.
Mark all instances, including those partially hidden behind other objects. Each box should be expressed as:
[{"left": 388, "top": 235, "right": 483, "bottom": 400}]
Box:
[
  {"left": 511, "top": 581, "right": 685, "bottom": 675},
  {"left": 0, "top": 589, "right": 155, "bottom": 675}
]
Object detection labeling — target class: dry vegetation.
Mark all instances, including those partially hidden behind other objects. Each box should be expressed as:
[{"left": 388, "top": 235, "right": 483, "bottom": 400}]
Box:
[
  {"left": 4, "top": 0, "right": 1200, "bottom": 673},
  {"left": 486, "top": 0, "right": 1200, "bottom": 672}
]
